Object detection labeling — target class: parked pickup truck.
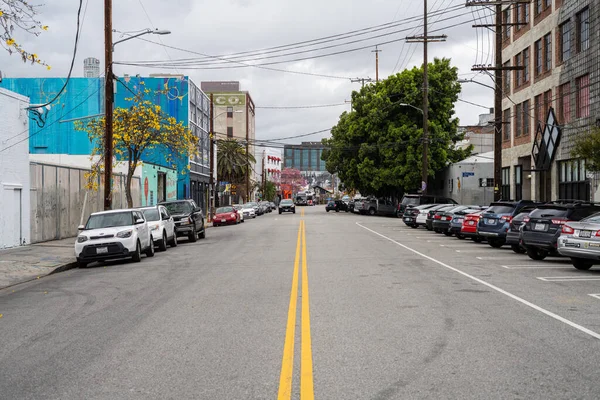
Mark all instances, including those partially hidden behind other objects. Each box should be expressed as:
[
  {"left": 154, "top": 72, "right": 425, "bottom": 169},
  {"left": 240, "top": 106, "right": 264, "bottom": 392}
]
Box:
[{"left": 358, "top": 197, "right": 398, "bottom": 217}]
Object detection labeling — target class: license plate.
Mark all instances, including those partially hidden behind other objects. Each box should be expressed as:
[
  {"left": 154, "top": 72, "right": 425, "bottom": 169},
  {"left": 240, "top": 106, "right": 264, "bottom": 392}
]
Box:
[
  {"left": 579, "top": 230, "right": 592, "bottom": 238},
  {"left": 534, "top": 223, "right": 547, "bottom": 231},
  {"left": 221, "top": 219, "right": 226, "bottom": 222},
  {"left": 96, "top": 247, "right": 108, "bottom": 254},
  {"left": 485, "top": 219, "right": 496, "bottom": 225},
  {"left": 456, "top": 218, "right": 464, "bottom": 223}
]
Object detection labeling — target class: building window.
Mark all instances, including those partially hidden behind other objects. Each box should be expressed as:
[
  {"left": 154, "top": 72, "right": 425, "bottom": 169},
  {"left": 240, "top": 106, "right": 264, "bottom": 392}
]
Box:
[
  {"left": 515, "top": 104, "right": 522, "bottom": 137},
  {"left": 522, "top": 100, "right": 530, "bottom": 137},
  {"left": 559, "top": 159, "right": 590, "bottom": 201},
  {"left": 534, "top": 39, "right": 543, "bottom": 76},
  {"left": 503, "top": 8, "right": 511, "bottom": 40},
  {"left": 535, "top": 0, "right": 542, "bottom": 15},
  {"left": 503, "top": 109, "right": 511, "bottom": 141},
  {"left": 523, "top": 47, "right": 530, "bottom": 83},
  {"left": 302, "top": 150, "right": 310, "bottom": 170},
  {"left": 515, "top": 3, "right": 529, "bottom": 31},
  {"left": 544, "top": 33, "right": 552, "bottom": 72},
  {"left": 227, "top": 107, "right": 233, "bottom": 118},
  {"left": 576, "top": 7, "right": 590, "bottom": 53},
  {"left": 558, "top": 82, "right": 571, "bottom": 124},
  {"left": 515, "top": 53, "right": 523, "bottom": 87},
  {"left": 560, "top": 20, "right": 571, "bottom": 62},
  {"left": 501, "top": 167, "right": 511, "bottom": 200},
  {"left": 543, "top": 90, "right": 552, "bottom": 118},
  {"left": 576, "top": 74, "right": 590, "bottom": 118},
  {"left": 293, "top": 149, "right": 301, "bottom": 169},
  {"left": 227, "top": 126, "right": 233, "bottom": 138},
  {"left": 534, "top": 94, "right": 543, "bottom": 128},
  {"left": 514, "top": 165, "right": 523, "bottom": 201},
  {"left": 503, "top": 61, "right": 511, "bottom": 94}
]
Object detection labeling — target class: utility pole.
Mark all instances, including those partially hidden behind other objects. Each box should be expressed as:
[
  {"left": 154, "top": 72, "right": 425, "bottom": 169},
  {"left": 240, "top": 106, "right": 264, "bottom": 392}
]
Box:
[
  {"left": 262, "top": 150, "right": 266, "bottom": 201},
  {"left": 406, "top": 1, "right": 446, "bottom": 195},
  {"left": 350, "top": 77, "right": 373, "bottom": 88},
  {"left": 103, "top": 0, "right": 113, "bottom": 210},
  {"left": 372, "top": 46, "right": 382, "bottom": 82},
  {"left": 246, "top": 93, "right": 250, "bottom": 202},
  {"left": 209, "top": 93, "right": 214, "bottom": 222},
  {"left": 467, "top": 0, "right": 527, "bottom": 201}
]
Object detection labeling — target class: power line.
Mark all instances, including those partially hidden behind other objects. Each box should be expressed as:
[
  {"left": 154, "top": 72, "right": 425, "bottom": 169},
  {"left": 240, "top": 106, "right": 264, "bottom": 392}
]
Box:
[{"left": 256, "top": 103, "right": 347, "bottom": 110}]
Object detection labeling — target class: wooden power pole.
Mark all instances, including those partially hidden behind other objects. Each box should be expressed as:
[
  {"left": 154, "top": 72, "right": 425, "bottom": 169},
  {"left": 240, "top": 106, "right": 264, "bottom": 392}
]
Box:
[
  {"left": 209, "top": 93, "right": 214, "bottom": 222},
  {"left": 103, "top": 0, "right": 113, "bottom": 210},
  {"left": 372, "top": 46, "right": 382, "bottom": 82}
]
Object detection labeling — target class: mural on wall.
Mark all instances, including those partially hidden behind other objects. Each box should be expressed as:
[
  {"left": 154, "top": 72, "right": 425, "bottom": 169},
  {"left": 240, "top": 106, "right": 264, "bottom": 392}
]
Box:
[
  {"left": 141, "top": 163, "right": 178, "bottom": 206},
  {"left": 301, "top": 171, "right": 334, "bottom": 190}
]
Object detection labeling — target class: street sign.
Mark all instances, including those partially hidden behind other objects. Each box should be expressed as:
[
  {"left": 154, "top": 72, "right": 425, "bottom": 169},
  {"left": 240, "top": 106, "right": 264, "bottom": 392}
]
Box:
[
  {"left": 421, "top": 181, "right": 427, "bottom": 192},
  {"left": 462, "top": 171, "right": 475, "bottom": 177}
]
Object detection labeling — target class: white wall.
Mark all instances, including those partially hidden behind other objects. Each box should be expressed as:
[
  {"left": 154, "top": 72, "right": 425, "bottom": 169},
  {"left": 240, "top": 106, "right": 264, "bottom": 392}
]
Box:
[{"left": 0, "top": 88, "right": 31, "bottom": 248}]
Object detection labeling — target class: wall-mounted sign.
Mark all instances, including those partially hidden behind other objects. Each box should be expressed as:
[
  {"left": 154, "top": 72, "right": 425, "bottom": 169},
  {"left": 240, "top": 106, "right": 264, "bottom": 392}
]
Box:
[
  {"left": 462, "top": 171, "right": 475, "bottom": 177},
  {"left": 532, "top": 107, "right": 561, "bottom": 171},
  {"left": 213, "top": 94, "right": 246, "bottom": 106}
]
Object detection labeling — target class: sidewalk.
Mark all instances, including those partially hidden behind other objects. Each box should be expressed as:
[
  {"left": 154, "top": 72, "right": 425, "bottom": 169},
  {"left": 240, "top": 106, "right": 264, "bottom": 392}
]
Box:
[{"left": 0, "top": 238, "right": 77, "bottom": 290}]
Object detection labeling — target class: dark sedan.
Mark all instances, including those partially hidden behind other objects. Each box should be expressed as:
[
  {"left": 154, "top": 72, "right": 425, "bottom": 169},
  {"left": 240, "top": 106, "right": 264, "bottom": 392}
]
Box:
[{"left": 279, "top": 199, "right": 296, "bottom": 214}]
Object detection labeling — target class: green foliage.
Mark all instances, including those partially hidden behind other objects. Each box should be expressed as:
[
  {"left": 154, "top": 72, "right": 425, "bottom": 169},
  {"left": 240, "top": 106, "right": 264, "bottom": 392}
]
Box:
[
  {"left": 217, "top": 139, "right": 256, "bottom": 184},
  {"left": 572, "top": 127, "right": 600, "bottom": 172},
  {"left": 322, "top": 58, "right": 472, "bottom": 197},
  {"left": 262, "top": 180, "right": 277, "bottom": 202}
]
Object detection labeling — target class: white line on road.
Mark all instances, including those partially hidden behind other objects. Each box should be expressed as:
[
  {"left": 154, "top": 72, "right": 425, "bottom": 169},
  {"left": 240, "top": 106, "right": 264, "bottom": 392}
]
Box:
[
  {"left": 439, "top": 244, "right": 475, "bottom": 248},
  {"left": 501, "top": 265, "right": 568, "bottom": 269},
  {"left": 356, "top": 222, "right": 600, "bottom": 341},
  {"left": 537, "top": 276, "right": 600, "bottom": 282},
  {"left": 589, "top": 294, "right": 600, "bottom": 300},
  {"left": 476, "top": 256, "right": 521, "bottom": 260}
]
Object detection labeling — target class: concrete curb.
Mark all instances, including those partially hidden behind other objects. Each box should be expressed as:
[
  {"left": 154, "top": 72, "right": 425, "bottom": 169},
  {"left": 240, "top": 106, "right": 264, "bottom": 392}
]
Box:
[{"left": 1, "top": 261, "right": 78, "bottom": 291}]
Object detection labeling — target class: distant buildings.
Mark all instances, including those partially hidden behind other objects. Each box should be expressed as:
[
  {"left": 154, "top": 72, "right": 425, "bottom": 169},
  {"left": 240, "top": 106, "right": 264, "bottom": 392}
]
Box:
[
  {"left": 259, "top": 147, "right": 282, "bottom": 191},
  {"left": 83, "top": 57, "right": 100, "bottom": 78},
  {"left": 283, "top": 142, "right": 335, "bottom": 191},
  {"left": 456, "top": 109, "right": 494, "bottom": 155}
]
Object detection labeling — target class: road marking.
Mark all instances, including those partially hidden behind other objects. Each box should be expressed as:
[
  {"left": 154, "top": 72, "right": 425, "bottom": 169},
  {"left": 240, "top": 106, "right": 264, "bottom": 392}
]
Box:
[
  {"left": 439, "top": 244, "right": 476, "bottom": 248},
  {"left": 589, "top": 294, "right": 600, "bottom": 300},
  {"left": 537, "top": 276, "right": 600, "bottom": 282},
  {"left": 356, "top": 222, "right": 600, "bottom": 340},
  {"left": 501, "top": 265, "right": 568, "bottom": 269},
  {"left": 277, "top": 222, "right": 302, "bottom": 400},
  {"left": 301, "top": 220, "right": 314, "bottom": 400},
  {"left": 476, "top": 256, "right": 521, "bottom": 260}
]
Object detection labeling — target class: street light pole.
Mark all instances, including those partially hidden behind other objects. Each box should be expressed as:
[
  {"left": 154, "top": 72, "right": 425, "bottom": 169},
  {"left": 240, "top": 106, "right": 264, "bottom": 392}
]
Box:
[
  {"left": 209, "top": 93, "right": 214, "bottom": 222},
  {"left": 422, "top": 0, "right": 429, "bottom": 195}
]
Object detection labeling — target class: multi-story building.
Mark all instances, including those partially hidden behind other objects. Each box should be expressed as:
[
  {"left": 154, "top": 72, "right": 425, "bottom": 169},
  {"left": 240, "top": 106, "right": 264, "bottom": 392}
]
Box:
[
  {"left": 283, "top": 142, "right": 335, "bottom": 190},
  {"left": 83, "top": 57, "right": 100, "bottom": 78},
  {"left": 456, "top": 110, "right": 495, "bottom": 155},
  {"left": 258, "top": 147, "right": 283, "bottom": 191},
  {"left": 201, "top": 81, "right": 256, "bottom": 199},
  {"left": 501, "top": 0, "right": 599, "bottom": 202}
]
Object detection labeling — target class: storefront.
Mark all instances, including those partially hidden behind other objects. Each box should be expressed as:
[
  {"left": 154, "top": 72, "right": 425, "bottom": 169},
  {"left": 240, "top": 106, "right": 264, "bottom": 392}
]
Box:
[{"left": 141, "top": 163, "right": 178, "bottom": 206}]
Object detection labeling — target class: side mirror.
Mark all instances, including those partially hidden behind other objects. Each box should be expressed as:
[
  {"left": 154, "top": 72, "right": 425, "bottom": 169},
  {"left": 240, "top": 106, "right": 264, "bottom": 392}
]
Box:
[
  {"left": 78, "top": 225, "right": 85, "bottom": 230},
  {"left": 135, "top": 218, "right": 145, "bottom": 225}
]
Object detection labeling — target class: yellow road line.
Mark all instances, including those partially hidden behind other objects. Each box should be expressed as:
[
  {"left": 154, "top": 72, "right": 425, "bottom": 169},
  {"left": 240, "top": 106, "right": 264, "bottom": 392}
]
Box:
[
  {"left": 277, "top": 222, "right": 303, "bottom": 400},
  {"left": 301, "top": 208, "right": 305, "bottom": 217},
  {"left": 301, "top": 220, "right": 315, "bottom": 399}
]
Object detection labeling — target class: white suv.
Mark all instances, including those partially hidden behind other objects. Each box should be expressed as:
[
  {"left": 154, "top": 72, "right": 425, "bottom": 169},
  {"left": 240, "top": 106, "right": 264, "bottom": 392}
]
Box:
[{"left": 75, "top": 209, "right": 154, "bottom": 268}]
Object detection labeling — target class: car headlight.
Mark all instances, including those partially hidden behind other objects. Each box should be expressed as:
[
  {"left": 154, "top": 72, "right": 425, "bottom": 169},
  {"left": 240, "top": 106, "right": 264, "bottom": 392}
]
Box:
[
  {"left": 149, "top": 224, "right": 159, "bottom": 231},
  {"left": 77, "top": 235, "right": 88, "bottom": 243},
  {"left": 116, "top": 229, "right": 133, "bottom": 238}
]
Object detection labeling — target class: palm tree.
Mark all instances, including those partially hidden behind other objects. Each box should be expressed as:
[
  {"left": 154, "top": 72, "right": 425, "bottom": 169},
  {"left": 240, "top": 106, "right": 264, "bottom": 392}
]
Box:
[{"left": 216, "top": 139, "right": 256, "bottom": 184}]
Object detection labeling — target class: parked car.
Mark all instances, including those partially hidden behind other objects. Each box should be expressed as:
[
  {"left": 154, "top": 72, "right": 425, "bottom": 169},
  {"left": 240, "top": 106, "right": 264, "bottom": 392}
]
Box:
[
  {"left": 348, "top": 199, "right": 356, "bottom": 213},
  {"left": 75, "top": 209, "right": 154, "bottom": 268},
  {"left": 506, "top": 208, "right": 538, "bottom": 254},
  {"left": 246, "top": 201, "right": 263, "bottom": 216},
  {"left": 398, "top": 194, "right": 458, "bottom": 216},
  {"left": 521, "top": 201, "right": 600, "bottom": 260},
  {"left": 279, "top": 199, "right": 296, "bottom": 214},
  {"left": 426, "top": 205, "right": 457, "bottom": 231},
  {"left": 232, "top": 205, "right": 245, "bottom": 223},
  {"left": 359, "top": 197, "right": 397, "bottom": 217},
  {"left": 432, "top": 206, "right": 478, "bottom": 235},
  {"left": 558, "top": 212, "right": 600, "bottom": 270},
  {"left": 270, "top": 202, "right": 277, "bottom": 210},
  {"left": 140, "top": 205, "right": 177, "bottom": 251},
  {"left": 260, "top": 201, "right": 272, "bottom": 213},
  {"left": 353, "top": 198, "right": 368, "bottom": 214},
  {"left": 477, "top": 200, "right": 540, "bottom": 248},
  {"left": 213, "top": 206, "right": 240, "bottom": 226},
  {"left": 414, "top": 204, "right": 445, "bottom": 227},
  {"left": 159, "top": 199, "right": 205, "bottom": 242},
  {"left": 239, "top": 204, "right": 256, "bottom": 219},
  {"left": 460, "top": 210, "right": 485, "bottom": 242},
  {"left": 402, "top": 204, "right": 438, "bottom": 228},
  {"left": 447, "top": 207, "right": 484, "bottom": 237}
]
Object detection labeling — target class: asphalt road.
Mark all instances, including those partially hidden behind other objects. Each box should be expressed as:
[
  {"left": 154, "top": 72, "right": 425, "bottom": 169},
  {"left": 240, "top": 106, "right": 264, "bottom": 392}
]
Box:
[{"left": 2, "top": 206, "right": 600, "bottom": 399}]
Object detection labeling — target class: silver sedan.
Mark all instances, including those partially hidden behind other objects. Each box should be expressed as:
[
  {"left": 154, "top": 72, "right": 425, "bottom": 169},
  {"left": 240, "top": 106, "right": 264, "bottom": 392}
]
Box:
[{"left": 557, "top": 213, "right": 600, "bottom": 270}]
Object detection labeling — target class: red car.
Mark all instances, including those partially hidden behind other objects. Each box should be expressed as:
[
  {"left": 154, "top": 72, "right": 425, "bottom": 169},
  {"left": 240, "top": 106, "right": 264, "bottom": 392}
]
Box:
[
  {"left": 213, "top": 206, "right": 240, "bottom": 227},
  {"left": 461, "top": 210, "right": 485, "bottom": 242}
]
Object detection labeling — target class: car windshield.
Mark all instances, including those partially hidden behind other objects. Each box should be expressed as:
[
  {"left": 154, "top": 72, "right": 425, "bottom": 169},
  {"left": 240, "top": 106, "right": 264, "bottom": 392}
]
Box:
[
  {"left": 247, "top": 202, "right": 258, "bottom": 207},
  {"left": 486, "top": 204, "right": 516, "bottom": 214},
  {"left": 529, "top": 207, "right": 569, "bottom": 218},
  {"left": 281, "top": 200, "right": 293, "bottom": 205},
  {"left": 402, "top": 197, "right": 420, "bottom": 205},
  {"left": 142, "top": 209, "right": 160, "bottom": 222},
  {"left": 163, "top": 202, "right": 192, "bottom": 215},
  {"left": 583, "top": 212, "right": 600, "bottom": 223},
  {"left": 217, "top": 207, "right": 234, "bottom": 213},
  {"left": 85, "top": 212, "right": 134, "bottom": 229}
]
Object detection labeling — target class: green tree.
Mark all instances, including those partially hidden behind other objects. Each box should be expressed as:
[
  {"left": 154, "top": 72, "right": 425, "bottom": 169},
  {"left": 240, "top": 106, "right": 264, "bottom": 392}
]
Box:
[
  {"left": 322, "top": 58, "right": 472, "bottom": 198},
  {"left": 572, "top": 127, "right": 600, "bottom": 172},
  {"left": 261, "top": 180, "right": 277, "bottom": 202},
  {"left": 75, "top": 88, "right": 197, "bottom": 208},
  {"left": 1, "top": 0, "right": 51, "bottom": 68},
  {"left": 217, "top": 139, "right": 256, "bottom": 201}
]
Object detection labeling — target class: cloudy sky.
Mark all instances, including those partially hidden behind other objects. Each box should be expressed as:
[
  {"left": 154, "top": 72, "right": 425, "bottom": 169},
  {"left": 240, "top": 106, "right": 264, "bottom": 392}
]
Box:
[{"left": 0, "top": 0, "right": 497, "bottom": 145}]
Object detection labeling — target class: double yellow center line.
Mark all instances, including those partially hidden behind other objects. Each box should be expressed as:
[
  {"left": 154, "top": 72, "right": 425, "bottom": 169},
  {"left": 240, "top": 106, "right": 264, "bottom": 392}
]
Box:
[{"left": 277, "top": 218, "right": 314, "bottom": 399}]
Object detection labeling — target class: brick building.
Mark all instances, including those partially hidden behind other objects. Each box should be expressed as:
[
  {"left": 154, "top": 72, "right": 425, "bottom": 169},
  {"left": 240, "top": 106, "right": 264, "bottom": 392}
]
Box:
[{"left": 501, "top": 0, "right": 599, "bottom": 201}]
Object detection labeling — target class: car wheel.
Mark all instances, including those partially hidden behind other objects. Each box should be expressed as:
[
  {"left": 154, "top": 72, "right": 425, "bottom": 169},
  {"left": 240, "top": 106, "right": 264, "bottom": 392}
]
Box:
[
  {"left": 77, "top": 260, "right": 88, "bottom": 268},
  {"left": 444, "top": 231, "right": 453, "bottom": 237},
  {"left": 473, "top": 237, "right": 483, "bottom": 243},
  {"left": 434, "top": 229, "right": 441, "bottom": 233},
  {"left": 159, "top": 231, "right": 168, "bottom": 251},
  {"left": 253, "top": 215, "right": 256, "bottom": 218},
  {"left": 410, "top": 225, "right": 419, "bottom": 229},
  {"left": 189, "top": 227, "right": 198, "bottom": 242},
  {"left": 132, "top": 241, "right": 142, "bottom": 262},
  {"left": 426, "top": 225, "right": 433, "bottom": 231},
  {"left": 510, "top": 244, "right": 525, "bottom": 254},
  {"left": 293, "top": 210, "right": 296, "bottom": 214},
  {"left": 572, "top": 258, "right": 594, "bottom": 270},
  {"left": 335, "top": 209, "right": 339, "bottom": 213},
  {"left": 456, "top": 234, "right": 465, "bottom": 240},
  {"left": 488, "top": 239, "right": 505, "bottom": 248},
  {"left": 526, "top": 247, "right": 547, "bottom": 261},
  {"left": 368, "top": 208, "right": 376, "bottom": 216},
  {"left": 170, "top": 233, "right": 178, "bottom": 247},
  {"left": 213, "top": 223, "right": 219, "bottom": 227},
  {"left": 396, "top": 211, "right": 403, "bottom": 218},
  {"left": 199, "top": 226, "right": 206, "bottom": 239},
  {"left": 145, "top": 239, "right": 155, "bottom": 257}
]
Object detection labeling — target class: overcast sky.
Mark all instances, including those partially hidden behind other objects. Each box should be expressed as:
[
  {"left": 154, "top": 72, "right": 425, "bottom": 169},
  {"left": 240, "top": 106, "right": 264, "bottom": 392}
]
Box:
[{"left": 0, "top": 0, "right": 496, "bottom": 145}]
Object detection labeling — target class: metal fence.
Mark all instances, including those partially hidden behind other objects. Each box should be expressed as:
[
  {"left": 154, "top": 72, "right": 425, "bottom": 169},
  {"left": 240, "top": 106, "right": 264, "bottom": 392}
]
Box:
[{"left": 29, "top": 162, "right": 141, "bottom": 243}]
